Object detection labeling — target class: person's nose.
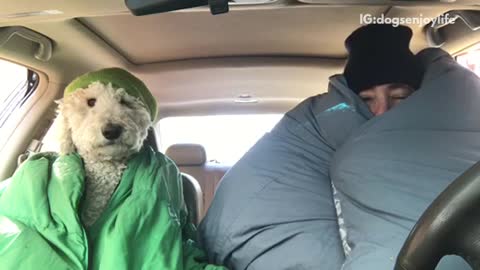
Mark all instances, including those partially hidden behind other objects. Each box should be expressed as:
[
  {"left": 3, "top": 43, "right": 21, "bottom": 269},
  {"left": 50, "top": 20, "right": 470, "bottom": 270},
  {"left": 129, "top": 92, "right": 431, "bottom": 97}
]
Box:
[{"left": 371, "top": 98, "right": 390, "bottom": 116}]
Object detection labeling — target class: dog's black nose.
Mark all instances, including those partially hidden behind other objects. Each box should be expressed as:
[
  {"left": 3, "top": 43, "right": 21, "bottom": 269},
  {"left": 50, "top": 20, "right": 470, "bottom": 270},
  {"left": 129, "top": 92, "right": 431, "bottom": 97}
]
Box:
[{"left": 102, "top": 123, "right": 123, "bottom": 140}]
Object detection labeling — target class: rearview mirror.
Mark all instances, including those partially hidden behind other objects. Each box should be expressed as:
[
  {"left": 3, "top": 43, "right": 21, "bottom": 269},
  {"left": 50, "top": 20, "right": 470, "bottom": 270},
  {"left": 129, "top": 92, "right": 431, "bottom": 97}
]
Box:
[{"left": 125, "top": 0, "right": 229, "bottom": 15}]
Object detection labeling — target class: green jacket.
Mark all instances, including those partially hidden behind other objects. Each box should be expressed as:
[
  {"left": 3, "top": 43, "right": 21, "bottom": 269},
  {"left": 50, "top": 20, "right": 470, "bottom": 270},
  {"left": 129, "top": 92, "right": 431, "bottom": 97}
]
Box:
[{"left": 0, "top": 147, "right": 226, "bottom": 270}]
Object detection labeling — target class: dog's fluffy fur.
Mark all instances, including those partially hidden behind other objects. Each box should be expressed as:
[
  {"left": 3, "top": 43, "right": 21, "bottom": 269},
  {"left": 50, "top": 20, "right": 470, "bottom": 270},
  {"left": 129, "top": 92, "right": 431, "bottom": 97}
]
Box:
[{"left": 56, "top": 82, "right": 151, "bottom": 226}]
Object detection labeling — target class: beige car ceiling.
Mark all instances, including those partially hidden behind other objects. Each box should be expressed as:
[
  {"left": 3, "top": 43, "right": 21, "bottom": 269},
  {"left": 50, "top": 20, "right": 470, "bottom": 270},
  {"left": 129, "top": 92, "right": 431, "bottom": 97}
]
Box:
[{"left": 1, "top": 0, "right": 480, "bottom": 116}]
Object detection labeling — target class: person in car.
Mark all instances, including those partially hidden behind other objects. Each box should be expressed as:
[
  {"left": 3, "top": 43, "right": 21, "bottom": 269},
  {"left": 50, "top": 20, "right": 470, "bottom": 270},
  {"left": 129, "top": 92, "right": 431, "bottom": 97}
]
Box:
[
  {"left": 343, "top": 23, "right": 424, "bottom": 115},
  {"left": 332, "top": 23, "right": 476, "bottom": 270},
  {"left": 200, "top": 23, "right": 430, "bottom": 270}
]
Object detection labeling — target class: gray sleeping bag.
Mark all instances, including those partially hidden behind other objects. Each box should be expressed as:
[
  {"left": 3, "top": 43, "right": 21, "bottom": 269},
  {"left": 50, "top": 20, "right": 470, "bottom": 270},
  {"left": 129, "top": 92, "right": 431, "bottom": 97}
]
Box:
[
  {"left": 199, "top": 75, "right": 372, "bottom": 270},
  {"left": 200, "top": 48, "right": 478, "bottom": 270},
  {"left": 331, "top": 48, "right": 479, "bottom": 270}
]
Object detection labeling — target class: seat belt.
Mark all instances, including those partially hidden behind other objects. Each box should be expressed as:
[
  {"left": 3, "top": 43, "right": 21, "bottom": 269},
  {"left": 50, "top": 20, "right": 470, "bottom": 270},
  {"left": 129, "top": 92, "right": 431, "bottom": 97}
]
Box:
[{"left": 17, "top": 139, "right": 43, "bottom": 167}]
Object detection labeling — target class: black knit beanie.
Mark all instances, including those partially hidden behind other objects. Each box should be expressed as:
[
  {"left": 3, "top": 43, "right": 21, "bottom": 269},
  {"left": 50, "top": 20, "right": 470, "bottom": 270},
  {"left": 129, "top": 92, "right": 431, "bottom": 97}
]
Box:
[{"left": 343, "top": 24, "right": 424, "bottom": 94}]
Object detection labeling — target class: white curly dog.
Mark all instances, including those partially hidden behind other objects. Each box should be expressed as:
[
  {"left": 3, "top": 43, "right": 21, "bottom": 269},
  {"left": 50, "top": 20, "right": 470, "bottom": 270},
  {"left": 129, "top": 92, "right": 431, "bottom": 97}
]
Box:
[{"left": 56, "top": 81, "right": 151, "bottom": 227}]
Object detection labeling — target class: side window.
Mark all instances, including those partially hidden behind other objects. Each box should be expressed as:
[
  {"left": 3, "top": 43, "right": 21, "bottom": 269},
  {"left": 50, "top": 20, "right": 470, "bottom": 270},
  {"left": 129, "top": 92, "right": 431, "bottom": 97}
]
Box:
[
  {"left": 0, "top": 59, "right": 39, "bottom": 147},
  {"left": 41, "top": 119, "right": 59, "bottom": 152},
  {"left": 457, "top": 46, "right": 480, "bottom": 76}
]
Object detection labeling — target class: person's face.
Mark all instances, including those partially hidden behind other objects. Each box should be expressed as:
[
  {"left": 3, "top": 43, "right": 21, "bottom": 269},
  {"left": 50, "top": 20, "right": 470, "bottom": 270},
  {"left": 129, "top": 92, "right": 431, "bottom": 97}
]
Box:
[{"left": 358, "top": 83, "right": 414, "bottom": 116}]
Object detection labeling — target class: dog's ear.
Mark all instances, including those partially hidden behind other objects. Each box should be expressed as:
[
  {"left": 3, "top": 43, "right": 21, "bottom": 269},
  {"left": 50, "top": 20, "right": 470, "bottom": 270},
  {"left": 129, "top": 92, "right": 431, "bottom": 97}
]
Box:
[{"left": 55, "top": 99, "right": 75, "bottom": 155}]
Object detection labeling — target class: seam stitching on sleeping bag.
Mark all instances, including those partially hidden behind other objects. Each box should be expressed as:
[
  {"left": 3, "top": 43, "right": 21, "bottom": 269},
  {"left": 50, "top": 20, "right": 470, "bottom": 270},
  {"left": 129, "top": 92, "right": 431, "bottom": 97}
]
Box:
[
  {"left": 244, "top": 230, "right": 303, "bottom": 270},
  {"left": 334, "top": 188, "right": 415, "bottom": 230},
  {"left": 332, "top": 182, "right": 352, "bottom": 257}
]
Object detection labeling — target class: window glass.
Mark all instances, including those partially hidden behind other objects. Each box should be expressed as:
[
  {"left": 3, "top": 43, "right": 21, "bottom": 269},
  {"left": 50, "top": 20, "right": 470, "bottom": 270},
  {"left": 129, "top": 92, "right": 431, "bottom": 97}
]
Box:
[
  {"left": 457, "top": 46, "right": 480, "bottom": 76},
  {"left": 157, "top": 114, "right": 283, "bottom": 165},
  {"left": 0, "top": 59, "right": 38, "bottom": 146}
]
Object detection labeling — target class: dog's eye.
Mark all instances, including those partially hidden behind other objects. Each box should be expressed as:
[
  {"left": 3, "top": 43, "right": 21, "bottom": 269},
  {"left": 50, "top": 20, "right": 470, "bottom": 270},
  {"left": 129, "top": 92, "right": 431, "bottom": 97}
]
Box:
[
  {"left": 87, "top": 98, "right": 96, "bottom": 107},
  {"left": 120, "top": 98, "right": 133, "bottom": 108}
]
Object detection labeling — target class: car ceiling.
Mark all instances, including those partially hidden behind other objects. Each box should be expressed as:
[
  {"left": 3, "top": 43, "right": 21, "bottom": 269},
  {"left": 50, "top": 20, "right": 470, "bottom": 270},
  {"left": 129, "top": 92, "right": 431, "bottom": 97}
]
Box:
[{"left": 1, "top": 0, "right": 480, "bottom": 117}]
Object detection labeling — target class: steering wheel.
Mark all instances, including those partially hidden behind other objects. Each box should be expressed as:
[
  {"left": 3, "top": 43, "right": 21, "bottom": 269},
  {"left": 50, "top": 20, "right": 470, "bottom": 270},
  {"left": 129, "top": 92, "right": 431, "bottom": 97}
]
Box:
[{"left": 394, "top": 161, "right": 480, "bottom": 270}]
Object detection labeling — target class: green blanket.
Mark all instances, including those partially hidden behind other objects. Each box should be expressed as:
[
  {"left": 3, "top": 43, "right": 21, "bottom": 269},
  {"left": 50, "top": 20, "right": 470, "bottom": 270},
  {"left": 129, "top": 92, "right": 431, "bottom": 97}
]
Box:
[{"left": 0, "top": 147, "right": 226, "bottom": 270}]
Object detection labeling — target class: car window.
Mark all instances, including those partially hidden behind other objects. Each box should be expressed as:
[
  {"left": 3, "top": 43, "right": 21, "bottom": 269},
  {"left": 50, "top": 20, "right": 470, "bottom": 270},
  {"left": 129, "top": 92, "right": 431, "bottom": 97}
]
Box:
[
  {"left": 157, "top": 114, "right": 283, "bottom": 165},
  {"left": 457, "top": 45, "right": 480, "bottom": 76},
  {"left": 0, "top": 59, "right": 38, "bottom": 147},
  {"left": 40, "top": 119, "right": 59, "bottom": 152}
]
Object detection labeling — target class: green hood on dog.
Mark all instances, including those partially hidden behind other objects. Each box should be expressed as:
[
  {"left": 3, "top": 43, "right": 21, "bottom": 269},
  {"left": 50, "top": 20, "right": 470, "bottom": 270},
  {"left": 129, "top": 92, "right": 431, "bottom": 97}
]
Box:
[{"left": 64, "top": 68, "right": 158, "bottom": 121}]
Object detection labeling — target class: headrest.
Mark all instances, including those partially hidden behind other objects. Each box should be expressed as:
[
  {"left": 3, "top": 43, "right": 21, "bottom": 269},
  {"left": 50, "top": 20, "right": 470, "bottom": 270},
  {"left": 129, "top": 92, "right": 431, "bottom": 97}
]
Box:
[{"left": 166, "top": 143, "right": 207, "bottom": 166}]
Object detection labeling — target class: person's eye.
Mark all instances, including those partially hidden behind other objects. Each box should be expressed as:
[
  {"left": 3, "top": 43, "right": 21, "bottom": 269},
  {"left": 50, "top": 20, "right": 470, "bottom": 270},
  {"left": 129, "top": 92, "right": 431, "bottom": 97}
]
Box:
[
  {"left": 392, "top": 96, "right": 407, "bottom": 100},
  {"left": 87, "top": 98, "right": 96, "bottom": 107},
  {"left": 361, "top": 97, "right": 372, "bottom": 103}
]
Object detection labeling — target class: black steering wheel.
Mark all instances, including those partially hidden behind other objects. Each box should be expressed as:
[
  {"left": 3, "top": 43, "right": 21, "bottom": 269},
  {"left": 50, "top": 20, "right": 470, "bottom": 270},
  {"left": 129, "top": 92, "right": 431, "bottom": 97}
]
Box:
[{"left": 395, "top": 161, "right": 480, "bottom": 270}]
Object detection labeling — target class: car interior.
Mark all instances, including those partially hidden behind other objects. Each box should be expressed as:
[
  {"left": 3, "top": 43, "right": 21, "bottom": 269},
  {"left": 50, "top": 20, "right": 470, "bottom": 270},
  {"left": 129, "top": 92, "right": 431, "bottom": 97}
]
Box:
[{"left": 2, "top": 0, "right": 480, "bottom": 269}]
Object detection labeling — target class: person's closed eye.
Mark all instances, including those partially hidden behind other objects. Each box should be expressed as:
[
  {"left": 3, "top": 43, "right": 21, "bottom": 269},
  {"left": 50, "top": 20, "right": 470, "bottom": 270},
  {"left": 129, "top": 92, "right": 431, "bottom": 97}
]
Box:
[
  {"left": 391, "top": 95, "right": 407, "bottom": 100},
  {"left": 360, "top": 96, "right": 374, "bottom": 105}
]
